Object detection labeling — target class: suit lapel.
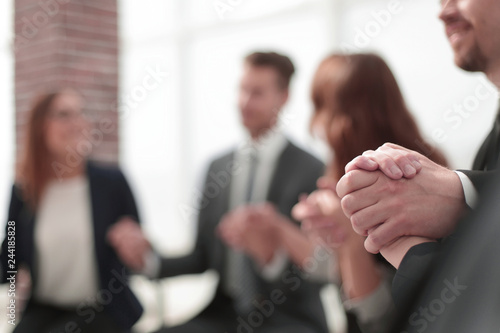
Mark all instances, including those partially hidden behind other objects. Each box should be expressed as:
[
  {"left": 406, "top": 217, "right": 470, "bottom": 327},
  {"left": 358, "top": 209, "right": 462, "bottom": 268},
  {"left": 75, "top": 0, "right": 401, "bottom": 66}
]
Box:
[
  {"left": 266, "top": 141, "right": 292, "bottom": 206},
  {"left": 473, "top": 127, "right": 496, "bottom": 170},
  {"left": 213, "top": 153, "right": 234, "bottom": 273}
]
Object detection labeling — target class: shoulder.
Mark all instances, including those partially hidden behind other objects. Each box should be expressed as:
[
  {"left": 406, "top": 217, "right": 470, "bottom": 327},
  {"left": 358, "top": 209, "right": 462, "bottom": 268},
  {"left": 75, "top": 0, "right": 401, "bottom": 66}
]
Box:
[
  {"left": 9, "top": 183, "right": 25, "bottom": 206},
  {"left": 281, "top": 140, "right": 325, "bottom": 171},
  {"left": 206, "top": 149, "right": 235, "bottom": 172},
  {"left": 86, "top": 160, "right": 127, "bottom": 184}
]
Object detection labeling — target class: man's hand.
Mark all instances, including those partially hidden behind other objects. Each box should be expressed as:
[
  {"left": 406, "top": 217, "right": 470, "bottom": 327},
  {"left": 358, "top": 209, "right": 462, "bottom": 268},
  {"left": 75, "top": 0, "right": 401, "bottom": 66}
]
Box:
[
  {"left": 217, "top": 207, "right": 249, "bottom": 251},
  {"left": 107, "top": 217, "right": 152, "bottom": 271},
  {"left": 345, "top": 143, "right": 424, "bottom": 179},
  {"left": 217, "top": 204, "right": 280, "bottom": 266},
  {"left": 337, "top": 155, "right": 466, "bottom": 253}
]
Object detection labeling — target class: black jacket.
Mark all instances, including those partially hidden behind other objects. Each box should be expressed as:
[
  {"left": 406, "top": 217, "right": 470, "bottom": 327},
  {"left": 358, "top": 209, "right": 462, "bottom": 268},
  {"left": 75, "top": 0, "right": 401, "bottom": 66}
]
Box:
[
  {"left": 391, "top": 173, "right": 500, "bottom": 333},
  {"left": 391, "top": 118, "right": 500, "bottom": 331}
]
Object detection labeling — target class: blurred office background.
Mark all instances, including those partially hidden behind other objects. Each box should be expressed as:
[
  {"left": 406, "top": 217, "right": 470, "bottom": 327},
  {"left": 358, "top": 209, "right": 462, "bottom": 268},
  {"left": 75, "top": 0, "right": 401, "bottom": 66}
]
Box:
[{"left": 0, "top": 0, "right": 498, "bottom": 332}]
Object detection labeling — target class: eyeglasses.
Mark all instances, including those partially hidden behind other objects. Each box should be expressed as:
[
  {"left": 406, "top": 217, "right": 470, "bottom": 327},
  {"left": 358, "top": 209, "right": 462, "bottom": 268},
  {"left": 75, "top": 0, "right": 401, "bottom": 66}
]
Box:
[{"left": 49, "top": 109, "right": 88, "bottom": 122}]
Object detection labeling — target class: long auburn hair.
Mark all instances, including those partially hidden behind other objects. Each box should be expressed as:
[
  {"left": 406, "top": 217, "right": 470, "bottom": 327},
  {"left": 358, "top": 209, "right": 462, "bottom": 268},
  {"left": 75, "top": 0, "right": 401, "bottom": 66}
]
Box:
[
  {"left": 18, "top": 91, "right": 67, "bottom": 209},
  {"left": 311, "top": 53, "right": 447, "bottom": 180}
]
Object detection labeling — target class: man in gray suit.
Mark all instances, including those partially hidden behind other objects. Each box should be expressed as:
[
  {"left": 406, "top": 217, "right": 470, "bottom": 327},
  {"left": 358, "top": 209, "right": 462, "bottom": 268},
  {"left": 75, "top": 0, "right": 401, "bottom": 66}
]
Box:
[{"left": 110, "top": 52, "right": 329, "bottom": 333}]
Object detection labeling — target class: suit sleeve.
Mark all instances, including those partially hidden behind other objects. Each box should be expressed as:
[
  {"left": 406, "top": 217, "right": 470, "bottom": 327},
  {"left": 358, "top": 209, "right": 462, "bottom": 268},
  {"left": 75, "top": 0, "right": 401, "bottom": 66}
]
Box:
[
  {"left": 115, "top": 170, "right": 141, "bottom": 224},
  {"left": 157, "top": 163, "right": 214, "bottom": 278},
  {"left": 391, "top": 242, "right": 440, "bottom": 307},
  {"left": 458, "top": 169, "right": 499, "bottom": 196}
]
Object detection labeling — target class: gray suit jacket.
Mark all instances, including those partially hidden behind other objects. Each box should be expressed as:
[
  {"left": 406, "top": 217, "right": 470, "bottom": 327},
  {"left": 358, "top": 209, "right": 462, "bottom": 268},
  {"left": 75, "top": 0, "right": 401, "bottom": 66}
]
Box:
[{"left": 158, "top": 140, "right": 329, "bottom": 332}]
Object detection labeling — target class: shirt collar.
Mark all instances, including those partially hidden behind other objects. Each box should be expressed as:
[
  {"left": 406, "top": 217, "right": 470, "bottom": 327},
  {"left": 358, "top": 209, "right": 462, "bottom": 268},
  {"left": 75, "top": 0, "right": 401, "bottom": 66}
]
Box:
[{"left": 237, "top": 127, "right": 288, "bottom": 162}]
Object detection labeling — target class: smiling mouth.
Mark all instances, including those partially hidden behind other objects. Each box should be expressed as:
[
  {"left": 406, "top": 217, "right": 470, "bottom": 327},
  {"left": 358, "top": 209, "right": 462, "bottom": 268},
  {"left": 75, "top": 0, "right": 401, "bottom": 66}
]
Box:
[
  {"left": 446, "top": 23, "right": 472, "bottom": 47},
  {"left": 449, "top": 30, "right": 468, "bottom": 46}
]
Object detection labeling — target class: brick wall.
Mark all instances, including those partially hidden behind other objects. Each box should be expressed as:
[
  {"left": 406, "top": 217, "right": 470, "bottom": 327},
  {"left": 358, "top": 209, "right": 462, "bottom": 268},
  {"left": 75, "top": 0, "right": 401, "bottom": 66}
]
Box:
[{"left": 14, "top": 0, "right": 119, "bottom": 163}]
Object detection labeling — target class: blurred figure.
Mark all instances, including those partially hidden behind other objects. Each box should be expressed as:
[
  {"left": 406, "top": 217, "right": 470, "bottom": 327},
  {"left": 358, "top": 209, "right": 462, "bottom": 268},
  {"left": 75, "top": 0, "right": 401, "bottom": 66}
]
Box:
[
  {"left": 292, "top": 53, "right": 449, "bottom": 333},
  {"left": 1, "top": 89, "right": 143, "bottom": 332},
  {"left": 109, "top": 52, "right": 331, "bottom": 333}
]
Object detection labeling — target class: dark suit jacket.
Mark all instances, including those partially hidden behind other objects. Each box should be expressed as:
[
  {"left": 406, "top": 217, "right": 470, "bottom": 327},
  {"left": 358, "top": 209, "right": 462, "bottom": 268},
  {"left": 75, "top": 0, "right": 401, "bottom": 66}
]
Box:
[
  {"left": 158, "top": 140, "right": 329, "bottom": 332},
  {"left": 391, "top": 173, "right": 500, "bottom": 333},
  {"left": 391, "top": 116, "right": 500, "bottom": 327},
  {"left": 460, "top": 123, "right": 500, "bottom": 195},
  {"left": 1, "top": 161, "right": 143, "bottom": 330}
]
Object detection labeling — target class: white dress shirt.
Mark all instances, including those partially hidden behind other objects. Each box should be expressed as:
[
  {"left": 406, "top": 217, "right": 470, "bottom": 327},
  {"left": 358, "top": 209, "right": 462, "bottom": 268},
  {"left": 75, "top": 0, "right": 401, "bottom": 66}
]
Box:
[
  {"left": 227, "top": 128, "right": 289, "bottom": 282},
  {"left": 34, "top": 175, "right": 99, "bottom": 307},
  {"left": 229, "top": 129, "right": 288, "bottom": 208}
]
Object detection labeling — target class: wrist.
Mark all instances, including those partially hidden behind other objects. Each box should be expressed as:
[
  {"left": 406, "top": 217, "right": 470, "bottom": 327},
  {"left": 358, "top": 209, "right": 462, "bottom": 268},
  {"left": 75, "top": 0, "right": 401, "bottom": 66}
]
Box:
[
  {"left": 274, "top": 215, "right": 291, "bottom": 246},
  {"left": 381, "top": 237, "right": 436, "bottom": 269},
  {"left": 437, "top": 169, "right": 467, "bottom": 225},
  {"left": 338, "top": 241, "right": 382, "bottom": 299},
  {"left": 336, "top": 233, "right": 365, "bottom": 256},
  {"left": 430, "top": 168, "right": 465, "bottom": 202}
]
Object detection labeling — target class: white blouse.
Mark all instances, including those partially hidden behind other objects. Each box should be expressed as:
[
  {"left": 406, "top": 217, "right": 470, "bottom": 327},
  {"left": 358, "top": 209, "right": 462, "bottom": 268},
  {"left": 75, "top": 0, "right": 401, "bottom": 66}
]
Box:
[{"left": 34, "top": 175, "right": 99, "bottom": 307}]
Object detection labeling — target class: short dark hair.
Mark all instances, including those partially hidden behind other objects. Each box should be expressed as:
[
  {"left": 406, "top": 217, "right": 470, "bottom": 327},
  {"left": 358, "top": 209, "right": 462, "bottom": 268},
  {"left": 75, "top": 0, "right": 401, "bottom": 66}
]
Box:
[{"left": 244, "top": 51, "right": 295, "bottom": 90}]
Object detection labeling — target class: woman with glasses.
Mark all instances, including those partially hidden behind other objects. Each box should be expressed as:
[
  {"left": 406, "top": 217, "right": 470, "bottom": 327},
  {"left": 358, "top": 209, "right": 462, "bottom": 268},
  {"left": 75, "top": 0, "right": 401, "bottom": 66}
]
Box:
[{"left": 1, "top": 89, "right": 143, "bottom": 333}]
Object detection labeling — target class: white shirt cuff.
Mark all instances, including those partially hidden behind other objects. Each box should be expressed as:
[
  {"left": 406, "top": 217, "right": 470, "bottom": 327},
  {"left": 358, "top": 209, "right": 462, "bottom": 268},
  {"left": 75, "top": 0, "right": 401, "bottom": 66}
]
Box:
[
  {"left": 454, "top": 171, "right": 479, "bottom": 209},
  {"left": 141, "top": 250, "right": 161, "bottom": 279},
  {"left": 260, "top": 249, "right": 288, "bottom": 281}
]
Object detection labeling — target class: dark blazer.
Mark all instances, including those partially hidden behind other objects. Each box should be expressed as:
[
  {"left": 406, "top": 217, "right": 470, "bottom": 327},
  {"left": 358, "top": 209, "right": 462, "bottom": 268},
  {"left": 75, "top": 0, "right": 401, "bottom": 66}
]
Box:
[
  {"left": 158, "top": 140, "right": 329, "bottom": 332},
  {"left": 1, "top": 161, "right": 143, "bottom": 330},
  {"left": 460, "top": 120, "right": 500, "bottom": 194},
  {"left": 392, "top": 116, "right": 500, "bottom": 310},
  {"left": 391, "top": 173, "right": 500, "bottom": 333}
]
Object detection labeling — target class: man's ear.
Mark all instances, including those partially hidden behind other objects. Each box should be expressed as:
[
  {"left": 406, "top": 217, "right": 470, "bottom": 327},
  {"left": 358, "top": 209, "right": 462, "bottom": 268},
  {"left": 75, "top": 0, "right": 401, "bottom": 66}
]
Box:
[
  {"left": 273, "top": 89, "right": 289, "bottom": 116},
  {"left": 281, "top": 88, "right": 290, "bottom": 105}
]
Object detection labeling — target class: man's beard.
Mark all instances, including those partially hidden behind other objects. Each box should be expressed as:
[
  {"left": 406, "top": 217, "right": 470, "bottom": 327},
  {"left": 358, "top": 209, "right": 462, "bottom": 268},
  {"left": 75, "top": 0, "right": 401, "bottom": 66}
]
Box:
[{"left": 455, "top": 43, "right": 489, "bottom": 73}]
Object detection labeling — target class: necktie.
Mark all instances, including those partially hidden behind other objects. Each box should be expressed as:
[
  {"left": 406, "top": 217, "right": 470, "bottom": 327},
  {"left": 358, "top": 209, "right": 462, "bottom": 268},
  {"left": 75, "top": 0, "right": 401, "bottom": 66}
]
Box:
[
  {"left": 231, "top": 149, "right": 260, "bottom": 315},
  {"left": 245, "top": 151, "right": 258, "bottom": 202}
]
